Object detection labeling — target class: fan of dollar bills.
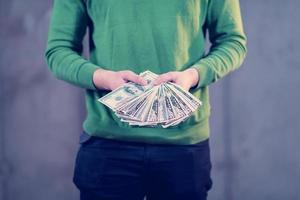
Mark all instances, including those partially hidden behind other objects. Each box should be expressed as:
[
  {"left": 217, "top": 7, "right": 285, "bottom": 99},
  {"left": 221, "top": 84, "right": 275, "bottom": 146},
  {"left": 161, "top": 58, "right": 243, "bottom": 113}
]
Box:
[{"left": 98, "top": 70, "right": 202, "bottom": 128}]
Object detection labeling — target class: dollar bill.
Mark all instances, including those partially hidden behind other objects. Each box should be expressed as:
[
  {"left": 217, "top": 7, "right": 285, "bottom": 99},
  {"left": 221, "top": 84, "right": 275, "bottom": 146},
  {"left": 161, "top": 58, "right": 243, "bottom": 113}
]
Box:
[
  {"left": 98, "top": 70, "right": 202, "bottom": 128},
  {"left": 98, "top": 82, "right": 145, "bottom": 111}
]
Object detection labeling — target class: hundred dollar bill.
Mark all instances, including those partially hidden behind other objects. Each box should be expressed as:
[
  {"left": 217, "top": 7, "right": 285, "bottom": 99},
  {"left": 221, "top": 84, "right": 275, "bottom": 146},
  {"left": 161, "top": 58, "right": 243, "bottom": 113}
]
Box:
[
  {"left": 146, "top": 87, "right": 159, "bottom": 123},
  {"left": 98, "top": 82, "right": 145, "bottom": 111},
  {"left": 158, "top": 85, "right": 169, "bottom": 122},
  {"left": 116, "top": 88, "right": 153, "bottom": 114},
  {"left": 133, "top": 88, "right": 158, "bottom": 121},
  {"left": 168, "top": 82, "right": 202, "bottom": 108},
  {"left": 98, "top": 70, "right": 202, "bottom": 128},
  {"left": 164, "top": 84, "right": 194, "bottom": 114},
  {"left": 98, "top": 71, "right": 158, "bottom": 111},
  {"left": 163, "top": 85, "right": 185, "bottom": 119}
]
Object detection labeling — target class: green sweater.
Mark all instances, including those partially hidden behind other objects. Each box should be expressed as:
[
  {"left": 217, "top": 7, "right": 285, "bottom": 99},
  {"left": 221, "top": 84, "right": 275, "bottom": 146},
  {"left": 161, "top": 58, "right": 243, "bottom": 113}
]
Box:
[{"left": 45, "top": 0, "right": 247, "bottom": 145}]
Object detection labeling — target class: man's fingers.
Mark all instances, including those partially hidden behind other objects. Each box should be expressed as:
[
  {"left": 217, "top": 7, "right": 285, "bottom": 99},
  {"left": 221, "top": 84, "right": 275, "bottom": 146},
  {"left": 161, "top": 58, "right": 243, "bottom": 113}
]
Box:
[
  {"left": 153, "top": 72, "right": 177, "bottom": 85},
  {"left": 121, "top": 71, "right": 147, "bottom": 85},
  {"left": 176, "top": 81, "right": 190, "bottom": 91},
  {"left": 110, "top": 79, "right": 126, "bottom": 90}
]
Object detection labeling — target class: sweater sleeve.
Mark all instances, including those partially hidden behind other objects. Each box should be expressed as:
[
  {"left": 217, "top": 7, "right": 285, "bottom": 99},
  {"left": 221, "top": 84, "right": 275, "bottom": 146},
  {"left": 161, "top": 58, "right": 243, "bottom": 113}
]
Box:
[
  {"left": 45, "top": 0, "right": 99, "bottom": 90},
  {"left": 190, "top": 0, "right": 247, "bottom": 90}
]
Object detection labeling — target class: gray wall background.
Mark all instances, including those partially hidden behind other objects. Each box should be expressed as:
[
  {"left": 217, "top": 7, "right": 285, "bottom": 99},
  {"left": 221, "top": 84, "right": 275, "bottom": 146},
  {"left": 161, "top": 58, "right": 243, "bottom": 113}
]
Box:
[{"left": 1, "top": 0, "right": 300, "bottom": 200}]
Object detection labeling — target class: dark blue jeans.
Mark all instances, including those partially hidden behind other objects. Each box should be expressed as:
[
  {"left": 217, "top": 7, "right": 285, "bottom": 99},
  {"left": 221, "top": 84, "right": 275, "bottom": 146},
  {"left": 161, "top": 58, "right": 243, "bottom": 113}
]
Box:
[{"left": 72, "top": 133, "right": 213, "bottom": 200}]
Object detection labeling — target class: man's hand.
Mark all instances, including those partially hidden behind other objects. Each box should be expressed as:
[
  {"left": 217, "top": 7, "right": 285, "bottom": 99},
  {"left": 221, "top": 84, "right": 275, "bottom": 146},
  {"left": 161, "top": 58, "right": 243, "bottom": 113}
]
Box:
[
  {"left": 153, "top": 68, "right": 199, "bottom": 91},
  {"left": 93, "top": 69, "right": 147, "bottom": 91}
]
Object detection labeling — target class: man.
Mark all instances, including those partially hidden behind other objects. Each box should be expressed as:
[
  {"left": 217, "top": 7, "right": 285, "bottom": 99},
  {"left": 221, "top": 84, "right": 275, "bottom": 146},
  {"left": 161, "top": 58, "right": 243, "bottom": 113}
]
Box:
[{"left": 45, "top": 0, "right": 246, "bottom": 199}]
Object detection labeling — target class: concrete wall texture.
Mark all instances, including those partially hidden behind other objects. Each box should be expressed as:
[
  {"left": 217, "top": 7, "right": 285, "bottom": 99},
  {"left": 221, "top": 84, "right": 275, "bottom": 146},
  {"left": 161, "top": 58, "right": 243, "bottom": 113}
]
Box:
[{"left": 1, "top": 0, "right": 300, "bottom": 200}]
